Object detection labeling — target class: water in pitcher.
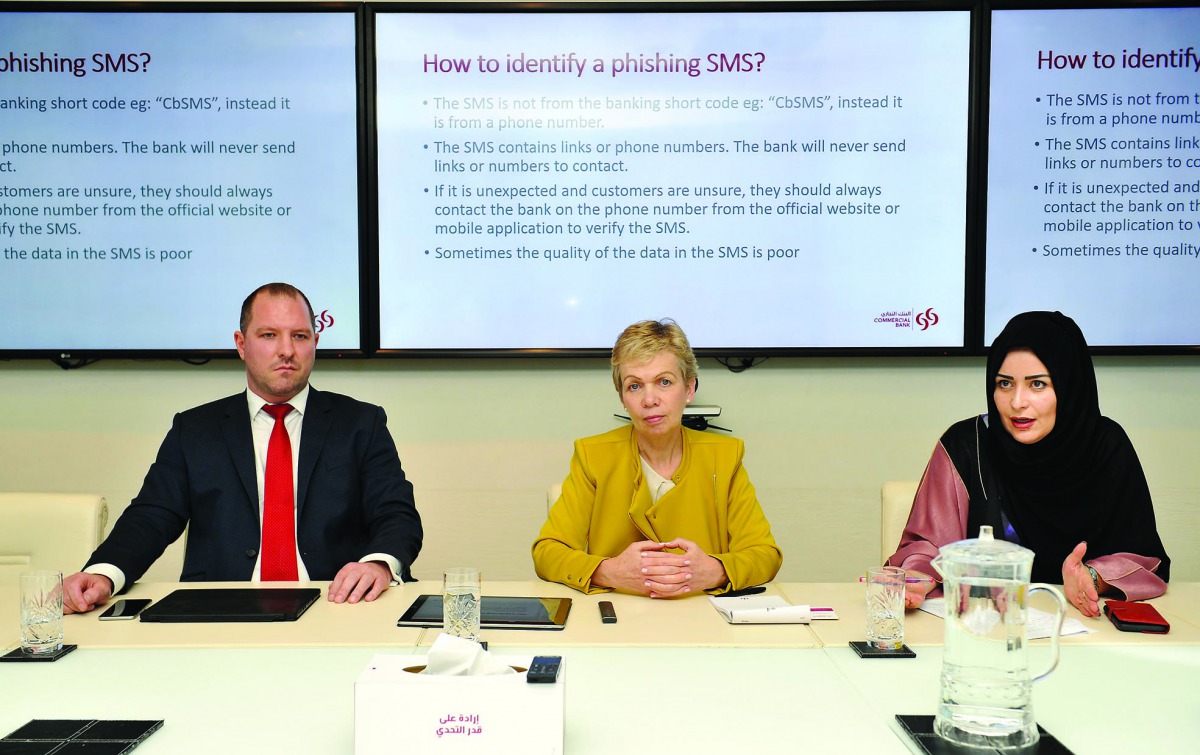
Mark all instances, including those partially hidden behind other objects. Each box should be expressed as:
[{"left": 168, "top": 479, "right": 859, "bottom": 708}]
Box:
[
  {"left": 932, "top": 527, "right": 1066, "bottom": 750},
  {"left": 935, "top": 577, "right": 1037, "bottom": 748}
]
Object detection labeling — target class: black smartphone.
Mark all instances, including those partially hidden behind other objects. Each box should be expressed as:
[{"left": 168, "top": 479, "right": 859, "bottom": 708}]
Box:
[{"left": 99, "top": 599, "right": 153, "bottom": 621}]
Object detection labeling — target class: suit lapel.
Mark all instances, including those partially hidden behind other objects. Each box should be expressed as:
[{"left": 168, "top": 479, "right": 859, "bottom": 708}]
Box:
[
  {"left": 220, "top": 392, "right": 258, "bottom": 510},
  {"left": 297, "top": 386, "right": 331, "bottom": 517},
  {"left": 624, "top": 428, "right": 658, "bottom": 540}
]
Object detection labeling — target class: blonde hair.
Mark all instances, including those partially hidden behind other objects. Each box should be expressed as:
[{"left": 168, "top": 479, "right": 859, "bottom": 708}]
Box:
[{"left": 610, "top": 319, "right": 698, "bottom": 395}]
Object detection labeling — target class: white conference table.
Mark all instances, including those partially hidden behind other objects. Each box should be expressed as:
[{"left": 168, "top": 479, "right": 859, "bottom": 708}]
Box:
[
  {"left": 824, "top": 643, "right": 1200, "bottom": 754},
  {"left": 2, "top": 581, "right": 1197, "bottom": 753},
  {"left": 0, "top": 580, "right": 822, "bottom": 650},
  {"left": 416, "top": 580, "right": 823, "bottom": 648},
  {"left": 2, "top": 643, "right": 1196, "bottom": 753},
  {"left": 778, "top": 582, "right": 1200, "bottom": 647},
  {"left": 9, "top": 579, "right": 1195, "bottom": 652},
  {"left": 0, "top": 645, "right": 915, "bottom": 754},
  {"left": 1150, "top": 581, "right": 1200, "bottom": 627}
]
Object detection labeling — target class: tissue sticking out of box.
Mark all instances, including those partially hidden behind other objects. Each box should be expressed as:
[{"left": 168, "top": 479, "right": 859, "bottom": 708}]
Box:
[{"left": 421, "top": 633, "right": 518, "bottom": 675}]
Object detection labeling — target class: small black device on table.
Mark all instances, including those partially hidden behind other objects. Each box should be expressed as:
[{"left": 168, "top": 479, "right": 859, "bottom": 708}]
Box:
[{"left": 525, "top": 655, "right": 562, "bottom": 683}]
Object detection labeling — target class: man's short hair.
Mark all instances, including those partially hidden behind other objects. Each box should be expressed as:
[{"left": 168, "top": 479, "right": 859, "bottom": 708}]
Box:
[{"left": 239, "top": 282, "right": 317, "bottom": 333}]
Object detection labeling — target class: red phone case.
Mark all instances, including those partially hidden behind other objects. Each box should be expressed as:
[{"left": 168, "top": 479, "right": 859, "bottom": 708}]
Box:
[{"left": 1104, "top": 600, "right": 1170, "bottom": 634}]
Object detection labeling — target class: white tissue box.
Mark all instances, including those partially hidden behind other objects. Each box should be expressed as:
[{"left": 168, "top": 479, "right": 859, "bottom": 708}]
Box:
[{"left": 355, "top": 654, "right": 565, "bottom": 754}]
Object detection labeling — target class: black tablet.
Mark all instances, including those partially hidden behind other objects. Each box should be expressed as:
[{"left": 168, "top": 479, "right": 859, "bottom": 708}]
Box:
[
  {"left": 138, "top": 587, "right": 320, "bottom": 623},
  {"left": 397, "top": 595, "right": 572, "bottom": 630}
]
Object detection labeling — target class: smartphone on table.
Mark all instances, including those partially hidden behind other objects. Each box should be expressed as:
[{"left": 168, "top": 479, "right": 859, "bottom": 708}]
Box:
[
  {"left": 99, "top": 599, "right": 153, "bottom": 621},
  {"left": 1103, "top": 600, "right": 1170, "bottom": 634}
]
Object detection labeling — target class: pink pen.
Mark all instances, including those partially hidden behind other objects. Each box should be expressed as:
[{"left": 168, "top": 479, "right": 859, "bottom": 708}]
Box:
[{"left": 858, "top": 575, "right": 934, "bottom": 584}]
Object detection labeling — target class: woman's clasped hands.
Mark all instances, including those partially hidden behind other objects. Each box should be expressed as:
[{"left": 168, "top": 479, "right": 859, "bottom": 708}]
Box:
[{"left": 592, "top": 537, "right": 728, "bottom": 597}]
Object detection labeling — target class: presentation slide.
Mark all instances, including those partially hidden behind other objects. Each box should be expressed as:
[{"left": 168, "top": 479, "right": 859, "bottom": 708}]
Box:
[
  {"left": 376, "top": 10, "right": 970, "bottom": 351},
  {"left": 0, "top": 11, "right": 361, "bottom": 352},
  {"left": 987, "top": 6, "right": 1200, "bottom": 347}
]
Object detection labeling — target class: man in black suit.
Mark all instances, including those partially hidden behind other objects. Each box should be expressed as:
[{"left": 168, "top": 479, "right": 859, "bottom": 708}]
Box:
[{"left": 63, "top": 282, "right": 422, "bottom": 612}]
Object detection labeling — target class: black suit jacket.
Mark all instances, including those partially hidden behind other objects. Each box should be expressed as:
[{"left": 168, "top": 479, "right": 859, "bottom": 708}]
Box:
[{"left": 87, "top": 387, "right": 422, "bottom": 584}]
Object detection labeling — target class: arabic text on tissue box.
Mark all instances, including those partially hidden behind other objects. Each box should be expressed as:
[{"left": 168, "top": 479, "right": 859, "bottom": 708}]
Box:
[{"left": 355, "top": 653, "right": 564, "bottom": 754}]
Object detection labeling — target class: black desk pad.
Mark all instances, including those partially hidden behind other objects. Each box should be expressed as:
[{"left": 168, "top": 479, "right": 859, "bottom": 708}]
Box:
[
  {"left": 1, "top": 720, "right": 163, "bottom": 755},
  {"left": 138, "top": 587, "right": 319, "bottom": 622}
]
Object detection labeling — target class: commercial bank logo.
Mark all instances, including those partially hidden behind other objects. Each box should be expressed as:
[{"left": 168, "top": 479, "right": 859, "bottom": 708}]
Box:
[
  {"left": 315, "top": 309, "right": 335, "bottom": 333},
  {"left": 874, "top": 307, "right": 939, "bottom": 331}
]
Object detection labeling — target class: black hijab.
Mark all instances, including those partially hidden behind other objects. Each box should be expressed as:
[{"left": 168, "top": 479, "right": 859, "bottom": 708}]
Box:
[
  {"left": 978, "top": 311, "right": 1170, "bottom": 583},
  {"left": 985, "top": 311, "right": 1101, "bottom": 498}
]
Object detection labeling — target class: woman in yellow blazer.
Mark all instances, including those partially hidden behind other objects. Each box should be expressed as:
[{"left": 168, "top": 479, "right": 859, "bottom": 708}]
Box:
[{"left": 532, "top": 320, "right": 782, "bottom": 597}]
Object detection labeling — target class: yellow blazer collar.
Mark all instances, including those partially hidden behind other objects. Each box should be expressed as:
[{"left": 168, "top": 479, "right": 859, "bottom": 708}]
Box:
[{"left": 625, "top": 425, "right": 693, "bottom": 540}]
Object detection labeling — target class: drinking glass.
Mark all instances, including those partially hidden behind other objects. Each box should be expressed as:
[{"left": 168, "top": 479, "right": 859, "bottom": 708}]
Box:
[
  {"left": 442, "top": 567, "right": 481, "bottom": 642},
  {"left": 20, "top": 570, "right": 64, "bottom": 654},
  {"left": 865, "top": 565, "right": 905, "bottom": 650}
]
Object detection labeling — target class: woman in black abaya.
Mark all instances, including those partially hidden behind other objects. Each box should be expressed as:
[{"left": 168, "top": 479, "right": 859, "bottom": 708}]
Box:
[{"left": 888, "top": 311, "right": 1170, "bottom": 617}]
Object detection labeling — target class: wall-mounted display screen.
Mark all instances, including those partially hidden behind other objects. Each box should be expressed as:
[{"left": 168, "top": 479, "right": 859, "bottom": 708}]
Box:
[
  {"left": 0, "top": 9, "right": 362, "bottom": 353},
  {"left": 986, "top": 4, "right": 1200, "bottom": 348},
  {"left": 12, "top": 3, "right": 1189, "bottom": 358},
  {"left": 375, "top": 7, "right": 972, "bottom": 353}
]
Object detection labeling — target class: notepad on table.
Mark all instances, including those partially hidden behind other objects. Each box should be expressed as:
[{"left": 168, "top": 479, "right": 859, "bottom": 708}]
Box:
[{"left": 709, "top": 595, "right": 839, "bottom": 624}]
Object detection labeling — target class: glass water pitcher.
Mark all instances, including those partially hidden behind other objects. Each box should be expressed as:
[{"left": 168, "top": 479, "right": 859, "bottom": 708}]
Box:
[{"left": 930, "top": 526, "right": 1067, "bottom": 750}]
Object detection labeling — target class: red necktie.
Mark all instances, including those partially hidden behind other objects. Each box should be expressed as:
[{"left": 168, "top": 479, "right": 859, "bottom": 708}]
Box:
[{"left": 261, "top": 404, "right": 297, "bottom": 581}]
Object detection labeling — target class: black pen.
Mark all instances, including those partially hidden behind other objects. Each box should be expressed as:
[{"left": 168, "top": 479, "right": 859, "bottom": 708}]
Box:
[{"left": 722, "top": 585, "right": 767, "bottom": 598}]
